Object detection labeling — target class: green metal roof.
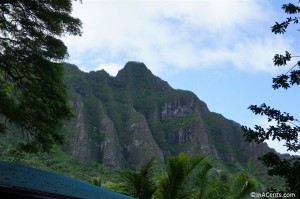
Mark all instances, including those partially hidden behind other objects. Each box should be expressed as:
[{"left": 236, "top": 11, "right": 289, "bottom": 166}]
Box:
[{"left": 0, "top": 160, "right": 132, "bottom": 199}]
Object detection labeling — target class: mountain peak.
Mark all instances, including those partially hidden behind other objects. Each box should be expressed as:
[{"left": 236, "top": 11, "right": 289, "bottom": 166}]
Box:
[
  {"left": 116, "top": 61, "right": 151, "bottom": 78},
  {"left": 116, "top": 61, "right": 172, "bottom": 92}
]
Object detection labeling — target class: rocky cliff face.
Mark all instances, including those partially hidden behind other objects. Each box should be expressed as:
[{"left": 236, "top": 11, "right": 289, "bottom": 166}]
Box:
[{"left": 63, "top": 61, "right": 272, "bottom": 169}]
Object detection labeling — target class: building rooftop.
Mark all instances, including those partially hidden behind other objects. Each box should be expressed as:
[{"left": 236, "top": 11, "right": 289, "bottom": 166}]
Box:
[{"left": 0, "top": 160, "right": 132, "bottom": 199}]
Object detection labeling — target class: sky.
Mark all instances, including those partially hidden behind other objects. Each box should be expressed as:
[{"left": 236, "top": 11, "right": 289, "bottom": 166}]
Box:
[{"left": 63, "top": 0, "right": 300, "bottom": 155}]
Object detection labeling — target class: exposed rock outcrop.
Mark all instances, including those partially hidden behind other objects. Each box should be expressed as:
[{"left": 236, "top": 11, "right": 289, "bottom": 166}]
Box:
[{"left": 62, "top": 62, "right": 275, "bottom": 169}]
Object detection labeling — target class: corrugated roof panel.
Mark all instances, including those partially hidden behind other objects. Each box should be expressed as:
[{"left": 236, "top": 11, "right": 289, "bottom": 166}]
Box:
[{"left": 0, "top": 160, "right": 132, "bottom": 199}]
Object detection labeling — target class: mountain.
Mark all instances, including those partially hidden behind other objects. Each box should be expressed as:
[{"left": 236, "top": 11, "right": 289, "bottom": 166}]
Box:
[{"left": 62, "top": 61, "right": 273, "bottom": 170}]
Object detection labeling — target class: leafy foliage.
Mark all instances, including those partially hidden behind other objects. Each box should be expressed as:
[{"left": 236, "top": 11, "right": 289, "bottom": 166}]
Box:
[
  {"left": 230, "top": 172, "right": 258, "bottom": 199},
  {"left": 0, "top": 1, "right": 82, "bottom": 153},
  {"left": 119, "top": 153, "right": 261, "bottom": 199},
  {"left": 243, "top": 104, "right": 300, "bottom": 152},
  {"left": 121, "top": 157, "right": 157, "bottom": 199},
  {"left": 242, "top": 1, "right": 300, "bottom": 195},
  {"left": 162, "top": 114, "right": 199, "bottom": 132},
  {"left": 0, "top": 140, "right": 113, "bottom": 184},
  {"left": 156, "top": 153, "right": 208, "bottom": 199},
  {"left": 271, "top": 3, "right": 299, "bottom": 34},
  {"left": 259, "top": 152, "right": 300, "bottom": 194},
  {"left": 190, "top": 164, "right": 227, "bottom": 199},
  {"left": 91, "top": 176, "right": 102, "bottom": 187}
]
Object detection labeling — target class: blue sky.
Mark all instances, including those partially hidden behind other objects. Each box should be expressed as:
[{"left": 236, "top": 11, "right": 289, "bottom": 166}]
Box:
[{"left": 63, "top": 0, "right": 300, "bottom": 154}]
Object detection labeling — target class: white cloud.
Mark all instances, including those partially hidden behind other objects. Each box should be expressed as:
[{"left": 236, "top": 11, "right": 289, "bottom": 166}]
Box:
[{"left": 63, "top": 0, "right": 295, "bottom": 75}]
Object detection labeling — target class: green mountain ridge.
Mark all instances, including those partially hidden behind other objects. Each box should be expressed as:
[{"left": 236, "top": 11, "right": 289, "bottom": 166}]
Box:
[
  {"left": 62, "top": 61, "right": 274, "bottom": 170},
  {"left": 0, "top": 61, "right": 284, "bottom": 188}
]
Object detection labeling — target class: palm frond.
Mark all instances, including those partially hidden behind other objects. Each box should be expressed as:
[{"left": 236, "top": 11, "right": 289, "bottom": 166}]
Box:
[
  {"left": 229, "top": 172, "right": 258, "bottom": 199},
  {"left": 121, "top": 157, "right": 156, "bottom": 199},
  {"left": 156, "top": 153, "right": 208, "bottom": 199}
]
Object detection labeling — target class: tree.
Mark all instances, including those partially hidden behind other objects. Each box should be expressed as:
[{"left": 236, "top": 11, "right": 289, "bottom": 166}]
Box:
[
  {"left": 0, "top": 1, "right": 82, "bottom": 154},
  {"left": 121, "top": 157, "right": 157, "bottom": 199},
  {"left": 91, "top": 176, "right": 102, "bottom": 187},
  {"left": 242, "top": 1, "right": 300, "bottom": 195},
  {"left": 189, "top": 163, "right": 228, "bottom": 199},
  {"left": 229, "top": 172, "right": 258, "bottom": 199},
  {"left": 120, "top": 153, "right": 261, "bottom": 199},
  {"left": 156, "top": 153, "right": 210, "bottom": 199}
]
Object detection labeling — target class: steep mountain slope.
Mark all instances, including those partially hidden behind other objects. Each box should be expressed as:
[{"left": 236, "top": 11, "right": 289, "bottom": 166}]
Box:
[{"left": 62, "top": 61, "right": 273, "bottom": 170}]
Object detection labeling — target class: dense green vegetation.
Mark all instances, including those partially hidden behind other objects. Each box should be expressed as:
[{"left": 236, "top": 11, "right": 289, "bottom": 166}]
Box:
[
  {"left": 0, "top": 128, "right": 284, "bottom": 198},
  {"left": 162, "top": 113, "right": 200, "bottom": 132},
  {"left": 0, "top": 61, "right": 286, "bottom": 197},
  {"left": 120, "top": 153, "right": 261, "bottom": 199},
  {"left": 65, "top": 62, "right": 286, "bottom": 188},
  {"left": 0, "top": 137, "right": 110, "bottom": 183},
  {"left": 0, "top": 0, "right": 82, "bottom": 154},
  {"left": 203, "top": 113, "right": 244, "bottom": 163},
  {"left": 0, "top": 147, "right": 265, "bottom": 199},
  {"left": 1, "top": 142, "right": 284, "bottom": 197}
]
